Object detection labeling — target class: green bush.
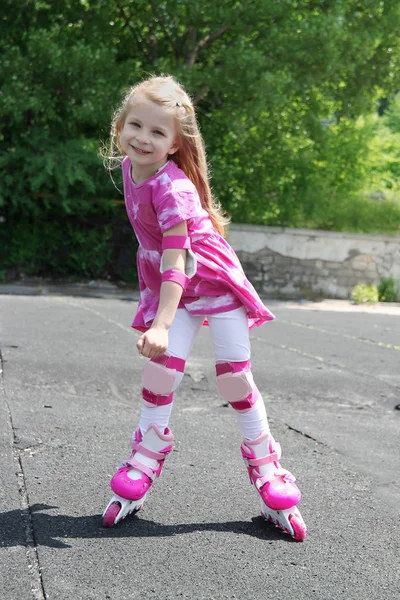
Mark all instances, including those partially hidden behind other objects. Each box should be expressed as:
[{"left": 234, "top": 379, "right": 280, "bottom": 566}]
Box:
[
  {"left": 0, "top": 209, "right": 138, "bottom": 283},
  {"left": 351, "top": 283, "right": 379, "bottom": 304},
  {"left": 378, "top": 276, "right": 400, "bottom": 302},
  {"left": 1, "top": 219, "right": 111, "bottom": 279}
]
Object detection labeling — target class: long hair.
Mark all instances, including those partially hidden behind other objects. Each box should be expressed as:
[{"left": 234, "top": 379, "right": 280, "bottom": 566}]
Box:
[{"left": 105, "top": 75, "right": 228, "bottom": 236}]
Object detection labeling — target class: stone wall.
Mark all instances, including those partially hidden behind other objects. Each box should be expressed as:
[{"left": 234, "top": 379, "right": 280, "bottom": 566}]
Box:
[{"left": 227, "top": 224, "right": 400, "bottom": 299}]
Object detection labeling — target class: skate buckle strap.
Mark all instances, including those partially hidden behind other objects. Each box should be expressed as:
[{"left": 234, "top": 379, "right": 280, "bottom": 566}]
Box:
[
  {"left": 124, "top": 443, "right": 172, "bottom": 481},
  {"left": 131, "top": 440, "right": 171, "bottom": 461},
  {"left": 126, "top": 457, "right": 156, "bottom": 480},
  {"left": 255, "top": 468, "right": 296, "bottom": 491},
  {"left": 120, "top": 437, "right": 174, "bottom": 481},
  {"left": 275, "top": 467, "right": 296, "bottom": 483},
  {"left": 270, "top": 440, "right": 282, "bottom": 460},
  {"left": 244, "top": 452, "right": 280, "bottom": 468},
  {"left": 125, "top": 456, "right": 163, "bottom": 481}
]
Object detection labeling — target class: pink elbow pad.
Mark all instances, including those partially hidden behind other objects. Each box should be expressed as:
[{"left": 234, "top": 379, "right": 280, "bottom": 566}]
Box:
[
  {"left": 162, "top": 236, "right": 191, "bottom": 250},
  {"left": 161, "top": 269, "right": 190, "bottom": 290}
]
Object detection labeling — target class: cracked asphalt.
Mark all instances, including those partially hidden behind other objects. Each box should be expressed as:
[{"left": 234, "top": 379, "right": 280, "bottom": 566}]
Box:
[{"left": 0, "top": 291, "right": 399, "bottom": 600}]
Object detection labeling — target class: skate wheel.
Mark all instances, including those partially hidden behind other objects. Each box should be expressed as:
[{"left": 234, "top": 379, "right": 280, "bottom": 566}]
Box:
[
  {"left": 103, "top": 501, "right": 121, "bottom": 528},
  {"left": 289, "top": 513, "right": 307, "bottom": 541}
]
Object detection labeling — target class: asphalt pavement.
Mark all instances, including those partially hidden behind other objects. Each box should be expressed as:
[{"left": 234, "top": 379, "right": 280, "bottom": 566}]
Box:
[{"left": 1, "top": 288, "right": 399, "bottom": 600}]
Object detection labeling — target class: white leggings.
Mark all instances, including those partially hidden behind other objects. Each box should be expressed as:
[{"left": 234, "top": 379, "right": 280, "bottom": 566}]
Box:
[{"left": 139, "top": 306, "right": 269, "bottom": 440}]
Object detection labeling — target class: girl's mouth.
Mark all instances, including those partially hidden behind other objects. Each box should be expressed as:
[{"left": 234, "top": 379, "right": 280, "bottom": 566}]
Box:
[{"left": 132, "top": 145, "right": 151, "bottom": 155}]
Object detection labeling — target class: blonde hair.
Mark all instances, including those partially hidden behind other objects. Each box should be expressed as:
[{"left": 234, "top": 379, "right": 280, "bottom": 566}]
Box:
[{"left": 105, "top": 75, "right": 228, "bottom": 236}]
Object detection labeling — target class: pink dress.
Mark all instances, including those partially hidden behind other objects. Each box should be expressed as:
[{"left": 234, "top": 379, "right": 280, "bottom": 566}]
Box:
[{"left": 122, "top": 157, "right": 275, "bottom": 331}]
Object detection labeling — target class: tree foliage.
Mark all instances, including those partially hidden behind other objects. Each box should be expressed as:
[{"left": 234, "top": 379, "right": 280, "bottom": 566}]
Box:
[{"left": 1, "top": 0, "right": 400, "bottom": 278}]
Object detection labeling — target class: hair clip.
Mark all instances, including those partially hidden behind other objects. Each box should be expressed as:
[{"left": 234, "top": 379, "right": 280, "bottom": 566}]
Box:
[{"left": 176, "top": 101, "right": 182, "bottom": 107}]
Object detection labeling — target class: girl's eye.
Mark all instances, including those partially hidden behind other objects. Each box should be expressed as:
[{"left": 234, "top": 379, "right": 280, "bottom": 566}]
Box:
[
  {"left": 153, "top": 130, "right": 164, "bottom": 136},
  {"left": 130, "top": 122, "right": 140, "bottom": 127}
]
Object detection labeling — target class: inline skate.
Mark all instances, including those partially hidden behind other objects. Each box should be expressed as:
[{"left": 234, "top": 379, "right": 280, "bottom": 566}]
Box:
[
  {"left": 102, "top": 423, "right": 174, "bottom": 527},
  {"left": 241, "top": 432, "right": 307, "bottom": 541}
]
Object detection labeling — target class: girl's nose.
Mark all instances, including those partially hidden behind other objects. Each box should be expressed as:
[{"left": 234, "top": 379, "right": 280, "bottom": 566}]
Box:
[{"left": 136, "top": 130, "right": 150, "bottom": 144}]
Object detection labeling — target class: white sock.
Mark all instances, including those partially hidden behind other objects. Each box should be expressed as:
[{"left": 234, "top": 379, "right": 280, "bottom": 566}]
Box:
[
  {"left": 235, "top": 395, "right": 270, "bottom": 441},
  {"left": 138, "top": 402, "right": 173, "bottom": 436}
]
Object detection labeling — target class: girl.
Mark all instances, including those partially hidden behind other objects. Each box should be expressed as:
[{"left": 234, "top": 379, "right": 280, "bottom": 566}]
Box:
[{"left": 102, "top": 75, "right": 306, "bottom": 540}]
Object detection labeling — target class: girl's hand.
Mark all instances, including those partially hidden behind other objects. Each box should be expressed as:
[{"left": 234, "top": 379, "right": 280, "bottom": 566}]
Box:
[{"left": 136, "top": 326, "right": 168, "bottom": 358}]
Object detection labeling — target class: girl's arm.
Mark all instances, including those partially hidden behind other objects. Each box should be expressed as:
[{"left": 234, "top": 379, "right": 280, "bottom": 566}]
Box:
[{"left": 136, "top": 221, "right": 188, "bottom": 358}]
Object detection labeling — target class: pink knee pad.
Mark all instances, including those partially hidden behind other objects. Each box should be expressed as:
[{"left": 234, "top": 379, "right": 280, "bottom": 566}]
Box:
[
  {"left": 216, "top": 360, "right": 259, "bottom": 413},
  {"left": 142, "top": 354, "right": 185, "bottom": 407}
]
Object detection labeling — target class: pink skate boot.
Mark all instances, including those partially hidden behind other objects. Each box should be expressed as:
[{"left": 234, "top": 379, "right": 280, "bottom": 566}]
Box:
[
  {"left": 241, "top": 432, "right": 307, "bottom": 540},
  {"left": 102, "top": 423, "right": 174, "bottom": 527}
]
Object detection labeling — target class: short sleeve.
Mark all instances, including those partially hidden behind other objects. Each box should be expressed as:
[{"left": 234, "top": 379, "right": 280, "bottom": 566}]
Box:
[{"left": 152, "top": 172, "right": 203, "bottom": 233}]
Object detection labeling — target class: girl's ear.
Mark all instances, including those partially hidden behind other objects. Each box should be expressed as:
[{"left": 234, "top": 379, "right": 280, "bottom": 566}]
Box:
[{"left": 168, "top": 140, "right": 179, "bottom": 156}]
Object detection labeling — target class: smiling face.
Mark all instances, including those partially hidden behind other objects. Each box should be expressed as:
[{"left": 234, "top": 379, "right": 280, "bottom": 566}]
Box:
[{"left": 119, "top": 97, "right": 179, "bottom": 183}]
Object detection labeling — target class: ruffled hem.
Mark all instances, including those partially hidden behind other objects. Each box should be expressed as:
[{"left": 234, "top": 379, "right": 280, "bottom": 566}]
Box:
[
  {"left": 132, "top": 232, "right": 275, "bottom": 332},
  {"left": 189, "top": 235, "right": 276, "bottom": 328}
]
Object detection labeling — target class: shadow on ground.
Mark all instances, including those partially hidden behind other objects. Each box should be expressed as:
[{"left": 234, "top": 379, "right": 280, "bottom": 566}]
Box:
[{"left": 0, "top": 504, "right": 297, "bottom": 548}]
